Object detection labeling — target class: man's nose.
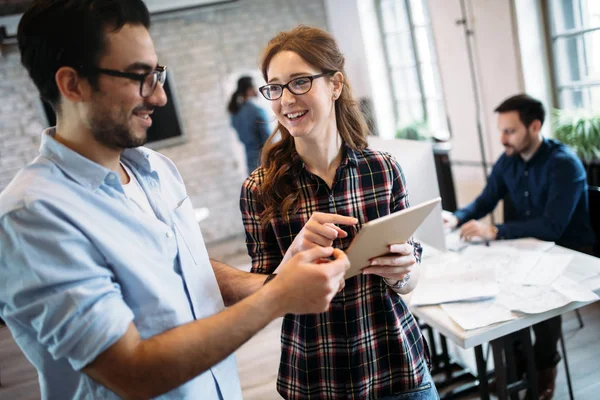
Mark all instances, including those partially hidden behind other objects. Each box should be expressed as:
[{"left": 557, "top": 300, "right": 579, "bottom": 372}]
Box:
[{"left": 148, "top": 82, "right": 168, "bottom": 108}]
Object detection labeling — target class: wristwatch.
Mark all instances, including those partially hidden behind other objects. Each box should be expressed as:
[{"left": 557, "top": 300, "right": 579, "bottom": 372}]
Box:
[
  {"left": 384, "top": 272, "right": 412, "bottom": 290},
  {"left": 491, "top": 225, "right": 499, "bottom": 240}
]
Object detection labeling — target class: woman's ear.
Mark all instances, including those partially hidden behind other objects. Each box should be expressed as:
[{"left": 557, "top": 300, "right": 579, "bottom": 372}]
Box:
[{"left": 331, "top": 71, "right": 344, "bottom": 98}]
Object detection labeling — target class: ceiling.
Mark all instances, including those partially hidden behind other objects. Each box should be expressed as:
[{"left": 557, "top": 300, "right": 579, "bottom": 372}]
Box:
[{"left": 0, "top": 0, "right": 32, "bottom": 17}]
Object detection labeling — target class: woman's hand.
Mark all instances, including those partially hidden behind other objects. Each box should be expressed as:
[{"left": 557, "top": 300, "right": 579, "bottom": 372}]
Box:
[
  {"left": 361, "top": 242, "right": 416, "bottom": 281},
  {"left": 283, "top": 212, "right": 358, "bottom": 263}
]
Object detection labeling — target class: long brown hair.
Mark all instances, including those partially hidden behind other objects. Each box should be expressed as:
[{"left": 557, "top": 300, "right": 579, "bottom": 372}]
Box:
[{"left": 259, "top": 25, "right": 369, "bottom": 226}]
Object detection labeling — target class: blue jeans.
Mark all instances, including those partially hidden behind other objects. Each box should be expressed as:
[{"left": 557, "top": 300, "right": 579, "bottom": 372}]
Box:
[{"left": 377, "top": 370, "right": 440, "bottom": 400}]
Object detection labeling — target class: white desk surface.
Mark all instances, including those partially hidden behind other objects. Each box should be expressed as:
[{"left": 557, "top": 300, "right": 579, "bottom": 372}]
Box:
[{"left": 408, "top": 245, "right": 600, "bottom": 349}]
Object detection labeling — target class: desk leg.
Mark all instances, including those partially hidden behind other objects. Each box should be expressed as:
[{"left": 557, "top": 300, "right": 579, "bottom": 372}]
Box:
[
  {"left": 491, "top": 339, "right": 509, "bottom": 400},
  {"left": 521, "top": 328, "right": 538, "bottom": 400},
  {"left": 474, "top": 345, "right": 490, "bottom": 400},
  {"left": 440, "top": 335, "right": 453, "bottom": 381}
]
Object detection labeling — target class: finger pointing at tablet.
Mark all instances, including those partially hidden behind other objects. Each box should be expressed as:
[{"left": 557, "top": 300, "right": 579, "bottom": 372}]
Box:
[{"left": 284, "top": 212, "right": 358, "bottom": 260}]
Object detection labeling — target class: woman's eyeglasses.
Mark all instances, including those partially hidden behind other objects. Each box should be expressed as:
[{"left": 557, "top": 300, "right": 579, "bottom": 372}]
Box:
[{"left": 259, "top": 71, "right": 336, "bottom": 101}]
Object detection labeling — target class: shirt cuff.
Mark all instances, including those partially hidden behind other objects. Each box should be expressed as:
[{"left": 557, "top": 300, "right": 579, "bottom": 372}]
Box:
[
  {"left": 495, "top": 224, "right": 508, "bottom": 240},
  {"left": 65, "top": 295, "right": 135, "bottom": 371}
]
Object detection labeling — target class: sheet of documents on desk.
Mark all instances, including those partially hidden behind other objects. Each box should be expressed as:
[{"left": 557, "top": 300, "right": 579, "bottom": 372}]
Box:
[
  {"left": 410, "top": 268, "right": 499, "bottom": 306},
  {"left": 441, "top": 300, "right": 517, "bottom": 330},
  {"left": 424, "top": 246, "right": 543, "bottom": 281},
  {"left": 497, "top": 277, "right": 598, "bottom": 314},
  {"left": 504, "top": 253, "right": 573, "bottom": 286},
  {"left": 445, "top": 230, "right": 468, "bottom": 252},
  {"left": 490, "top": 238, "right": 555, "bottom": 252}
]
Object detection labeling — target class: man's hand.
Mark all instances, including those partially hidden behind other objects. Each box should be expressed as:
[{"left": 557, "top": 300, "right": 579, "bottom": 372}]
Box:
[
  {"left": 272, "top": 246, "right": 350, "bottom": 315},
  {"left": 361, "top": 242, "right": 416, "bottom": 281},
  {"left": 460, "top": 220, "right": 498, "bottom": 241},
  {"left": 284, "top": 212, "right": 358, "bottom": 260},
  {"left": 442, "top": 211, "right": 459, "bottom": 230}
]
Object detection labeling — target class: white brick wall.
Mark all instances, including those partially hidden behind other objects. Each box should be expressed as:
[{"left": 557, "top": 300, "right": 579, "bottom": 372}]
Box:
[{"left": 0, "top": 0, "right": 328, "bottom": 245}]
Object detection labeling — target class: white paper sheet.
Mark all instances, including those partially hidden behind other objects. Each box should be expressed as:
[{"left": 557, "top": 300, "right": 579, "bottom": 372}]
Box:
[
  {"left": 504, "top": 253, "right": 573, "bottom": 286},
  {"left": 552, "top": 277, "right": 600, "bottom": 302},
  {"left": 445, "top": 230, "right": 468, "bottom": 252},
  {"left": 497, "top": 277, "right": 599, "bottom": 314},
  {"left": 410, "top": 268, "right": 499, "bottom": 306},
  {"left": 441, "top": 300, "right": 517, "bottom": 330},
  {"left": 426, "top": 246, "right": 543, "bottom": 283},
  {"left": 490, "top": 238, "right": 555, "bottom": 253},
  {"left": 427, "top": 246, "right": 570, "bottom": 288}
]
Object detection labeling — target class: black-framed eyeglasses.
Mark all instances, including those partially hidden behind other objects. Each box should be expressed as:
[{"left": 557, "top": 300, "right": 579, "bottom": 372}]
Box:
[
  {"left": 259, "top": 71, "right": 336, "bottom": 101},
  {"left": 85, "top": 65, "right": 167, "bottom": 98}
]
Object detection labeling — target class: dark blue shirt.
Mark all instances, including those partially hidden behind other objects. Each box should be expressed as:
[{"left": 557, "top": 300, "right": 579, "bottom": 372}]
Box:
[{"left": 454, "top": 138, "right": 596, "bottom": 249}]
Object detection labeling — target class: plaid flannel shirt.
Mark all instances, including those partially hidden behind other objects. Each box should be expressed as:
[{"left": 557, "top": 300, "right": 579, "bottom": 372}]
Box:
[{"left": 240, "top": 146, "right": 431, "bottom": 400}]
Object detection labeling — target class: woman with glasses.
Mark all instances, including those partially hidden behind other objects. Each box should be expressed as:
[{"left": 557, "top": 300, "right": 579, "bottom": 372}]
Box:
[
  {"left": 227, "top": 76, "right": 271, "bottom": 175},
  {"left": 239, "top": 25, "right": 438, "bottom": 399}
]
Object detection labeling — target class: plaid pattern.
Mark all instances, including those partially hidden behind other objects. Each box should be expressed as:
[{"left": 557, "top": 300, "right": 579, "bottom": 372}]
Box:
[{"left": 240, "top": 146, "right": 431, "bottom": 400}]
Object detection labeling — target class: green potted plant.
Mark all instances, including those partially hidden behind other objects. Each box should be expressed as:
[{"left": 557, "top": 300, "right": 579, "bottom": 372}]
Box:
[
  {"left": 395, "top": 120, "right": 430, "bottom": 141},
  {"left": 552, "top": 109, "right": 600, "bottom": 186}
]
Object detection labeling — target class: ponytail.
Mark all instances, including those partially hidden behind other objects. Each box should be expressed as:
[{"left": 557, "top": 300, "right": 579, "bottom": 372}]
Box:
[
  {"left": 227, "top": 90, "right": 241, "bottom": 114},
  {"left": 228, "top": 76, "right": 255, "bottom": 115}
]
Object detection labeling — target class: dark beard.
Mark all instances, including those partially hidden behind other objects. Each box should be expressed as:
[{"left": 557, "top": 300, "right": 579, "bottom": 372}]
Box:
[{"left": 90, "top": 110, "right": 147, "bottom": 150}]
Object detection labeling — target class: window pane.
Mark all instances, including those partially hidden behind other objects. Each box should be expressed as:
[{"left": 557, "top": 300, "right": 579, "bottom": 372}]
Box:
[
  {"left": 426, "top": 99, "right": 444, "bottom": 131},
  {"left": 414, "top": 26, "right": 435, "bottom": 63},
  {"left": 396, "top": 102, "right": 413, "bottom": 127},
  {"left": 587, "top": 0, "right": 600, "bottom": 28},
  {"left": 380, "top": 0, "right": 409, "bottom": 33},
  {"left": 409, "top": 0, "right": 429, "bottom": 26},
  {"left": 385, "top": 33, "right": 416, "bottom": 66},
  {"left": 394, "top": 66, "right": 422, "bottom": 98},
  {"left": 551, "top": 0, "right": 600, "bottom": 34},
  {"left": 559, "top": 87, "right": 600, "bottom": 110},
  {"left": 420, "top": 62, "right": 442, "bottom": 98},
  {"left": 397, "top": 101, "right": 424, "bottom": 126},
  {"left": 378, "top": 0, "right": 448, "bottom": 136},
  {"left": 391, "top": 68, "right": 422, "bottom": 102},
  {"left": 551, "top": 0, "right": 579, "bottom": 33},
  {"left": 554, "top": 30, "right": 600, "bottom": 85}
]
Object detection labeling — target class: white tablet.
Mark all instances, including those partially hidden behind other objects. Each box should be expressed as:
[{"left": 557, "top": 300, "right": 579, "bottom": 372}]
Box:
[{"left": 345, "top": 197, "right": 441, "bottom": 279}]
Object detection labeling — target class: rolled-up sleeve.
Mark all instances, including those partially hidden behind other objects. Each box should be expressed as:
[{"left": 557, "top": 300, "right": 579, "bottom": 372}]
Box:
[{"left": 0, "top": 201, "right": 134, "bottom": 371}]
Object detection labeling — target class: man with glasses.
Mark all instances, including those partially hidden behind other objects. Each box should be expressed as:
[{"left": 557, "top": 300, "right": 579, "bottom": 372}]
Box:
[{"left": 0, "top": 1, "right": 350, "bottom": 399}]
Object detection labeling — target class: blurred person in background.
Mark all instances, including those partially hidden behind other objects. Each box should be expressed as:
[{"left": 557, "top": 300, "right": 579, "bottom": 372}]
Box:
[{"left": 228, "top": 76, "right": 271, "bottom": 175}]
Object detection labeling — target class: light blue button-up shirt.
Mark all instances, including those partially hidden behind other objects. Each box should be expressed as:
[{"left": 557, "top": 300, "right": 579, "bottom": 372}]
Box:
[{"left": 0, "top": 129, "right": 242, "bottom": 399}]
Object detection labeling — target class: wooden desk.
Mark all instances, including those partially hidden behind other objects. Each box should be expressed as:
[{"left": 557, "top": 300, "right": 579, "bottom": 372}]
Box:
[{"left": 410, "top": 245, "right": 600, "bottom": 399}]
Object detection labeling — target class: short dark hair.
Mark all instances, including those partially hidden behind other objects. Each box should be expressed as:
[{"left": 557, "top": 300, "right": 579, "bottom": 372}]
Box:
[
  {"left": 18, "top": 0, "right": 151, "bottom": 110},
  {"left": 494, "top": 94, "right": 545, "bottom": 128}
]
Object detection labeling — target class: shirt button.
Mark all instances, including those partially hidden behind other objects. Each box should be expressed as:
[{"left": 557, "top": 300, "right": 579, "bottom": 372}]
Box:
[
  {"left": 524, "top": 170, "right": 529, "bottom": 177},
  {"left": 108, "top": 174, "right": 116, "bottom": 180},
  {"left": 166, "top": 231, "right": 173, "bottom": 238},
  {"left": 524, "top": 191, "right": 529, "bottom": 197},
  {"left": 526, "top": 210, "right": 531, "bottom": 216}
]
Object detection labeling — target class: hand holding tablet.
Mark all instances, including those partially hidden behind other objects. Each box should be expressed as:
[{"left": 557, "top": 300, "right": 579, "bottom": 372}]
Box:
[{"left": 344, "top": 198, "right": 441, "bottom": 279}]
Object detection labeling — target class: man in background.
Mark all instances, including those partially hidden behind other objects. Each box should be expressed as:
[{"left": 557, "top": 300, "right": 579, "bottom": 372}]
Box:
[{"left": 445, "top": 94, "right": 595, "bottom": 399}]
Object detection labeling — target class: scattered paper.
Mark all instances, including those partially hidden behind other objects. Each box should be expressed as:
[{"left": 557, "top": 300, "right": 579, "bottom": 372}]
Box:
[
  {"left": 445, "top": 230, "right": 468, "bottom": 252},
  {"left": 411, "top": 269, "right": 499, "bottom": 306},
  {"left": 553, "top": 276, "right": 600, "bottom": 302},
  {"left": 441, "top": 300, "right": 517, "bottom": 330},
  {"left": 497, "top": 277, "right": 598, "bottom": 314},
  {"left": 504, "top": 253, "right": 573, "bottom": 286},
  {"left": 491, "top": 238, "right": 555, "bottom": 253}
]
